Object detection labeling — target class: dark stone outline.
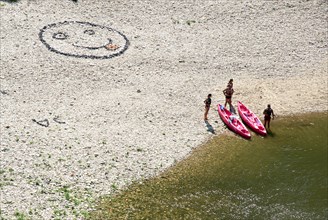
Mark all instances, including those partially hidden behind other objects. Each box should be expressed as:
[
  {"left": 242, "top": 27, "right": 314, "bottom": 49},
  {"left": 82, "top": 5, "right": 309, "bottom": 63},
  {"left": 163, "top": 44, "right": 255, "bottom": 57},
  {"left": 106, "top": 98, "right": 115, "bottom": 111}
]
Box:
[
  {"left": 32, "top": 119, "right": 50, "bottom": 127},
  {"left": 52, "top": 32, "right": 69, "bottom": 40},
  {"left": 39, "top": 21, "right": 130, "bottom": 59},
  {"left": 72, "top": 38, "right": 113, "bottom": 50},
  {"left": 83, "top": 29, "right": 95, "bottom": 35}
]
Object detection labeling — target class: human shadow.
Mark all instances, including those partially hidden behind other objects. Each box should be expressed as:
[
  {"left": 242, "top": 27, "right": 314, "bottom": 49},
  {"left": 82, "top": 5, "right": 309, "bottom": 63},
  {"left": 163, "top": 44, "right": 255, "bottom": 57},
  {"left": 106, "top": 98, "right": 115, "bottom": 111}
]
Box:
[
  {"left": 230, "top": 104, "right": 236, "bottom": 114},
  {"left": 266, "top": 128, "right": 275, "bottom": 137},
  {"left": 204, "top": 120, "right": 215, "bottom": 134}
]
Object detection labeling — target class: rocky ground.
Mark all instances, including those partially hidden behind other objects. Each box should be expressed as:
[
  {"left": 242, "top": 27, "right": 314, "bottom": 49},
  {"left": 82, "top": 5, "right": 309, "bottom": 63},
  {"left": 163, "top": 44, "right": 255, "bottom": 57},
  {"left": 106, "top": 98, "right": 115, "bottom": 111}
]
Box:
[{"left": 0, "top": 0, "right": 327, "bottom": 219}]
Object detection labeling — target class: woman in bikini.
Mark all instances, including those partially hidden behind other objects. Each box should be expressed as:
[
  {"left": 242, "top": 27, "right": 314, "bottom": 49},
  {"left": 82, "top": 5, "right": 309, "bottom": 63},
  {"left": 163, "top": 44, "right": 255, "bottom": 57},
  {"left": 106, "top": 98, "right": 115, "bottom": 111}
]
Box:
[
  {"left": 223, "top": 85, "right": 234, "bottom": 109},
  {"left": 227, "top": 79, "right": 233, "bottom": 88}
]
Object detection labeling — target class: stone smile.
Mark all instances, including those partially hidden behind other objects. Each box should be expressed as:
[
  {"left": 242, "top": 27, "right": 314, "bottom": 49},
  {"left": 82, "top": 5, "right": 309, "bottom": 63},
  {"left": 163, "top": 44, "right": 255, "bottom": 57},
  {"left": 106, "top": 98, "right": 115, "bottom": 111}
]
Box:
[{"left": 72, "top": 38, "right": 113, "bottom": 50}]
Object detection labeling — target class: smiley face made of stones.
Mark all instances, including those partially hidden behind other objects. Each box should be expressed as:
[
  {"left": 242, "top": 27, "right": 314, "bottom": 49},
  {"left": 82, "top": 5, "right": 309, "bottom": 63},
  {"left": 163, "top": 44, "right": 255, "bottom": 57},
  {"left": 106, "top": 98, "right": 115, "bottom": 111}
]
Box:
[{"left": 39, "top": 21, "right": 129, "bottom": 59}]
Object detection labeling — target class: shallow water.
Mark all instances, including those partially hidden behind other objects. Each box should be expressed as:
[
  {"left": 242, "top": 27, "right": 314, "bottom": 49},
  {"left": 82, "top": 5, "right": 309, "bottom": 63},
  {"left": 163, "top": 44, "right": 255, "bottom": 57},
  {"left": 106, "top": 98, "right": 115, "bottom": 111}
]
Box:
[{"left": 93, "top": 112, "right": 328, "bottom": 219}]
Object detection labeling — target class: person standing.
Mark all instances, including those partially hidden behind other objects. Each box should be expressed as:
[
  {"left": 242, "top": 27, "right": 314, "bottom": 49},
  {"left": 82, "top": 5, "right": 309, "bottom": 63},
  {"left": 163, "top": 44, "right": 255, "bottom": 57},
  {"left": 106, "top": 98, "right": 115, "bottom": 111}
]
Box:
[
  {"left": 204, "top": 94, "right": 212, "bottom": 121},
  {"left": 263, "top": 104, "right": 275, "bottom": 129},
  {"left": 227, "top": 79, "right": 233, "bottom": 88},
  {"left": 223, "top": 85, "right": 234, "bottom": 109}
]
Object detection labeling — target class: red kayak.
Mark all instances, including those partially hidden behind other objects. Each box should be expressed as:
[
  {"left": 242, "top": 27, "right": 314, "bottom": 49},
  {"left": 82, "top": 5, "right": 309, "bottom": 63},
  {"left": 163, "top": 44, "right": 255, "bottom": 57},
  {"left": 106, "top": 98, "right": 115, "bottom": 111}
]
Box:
[
  {"left": 237, "top": 101, "right": 267, "bottom": 136},
  {"left": 218, "top": 104, "right": 251, "bottom": 139}
]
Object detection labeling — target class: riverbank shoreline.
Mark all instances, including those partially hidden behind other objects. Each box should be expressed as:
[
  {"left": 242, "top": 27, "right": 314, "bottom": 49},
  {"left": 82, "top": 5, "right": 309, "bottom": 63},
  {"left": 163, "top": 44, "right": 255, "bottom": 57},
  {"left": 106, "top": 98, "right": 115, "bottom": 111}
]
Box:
[
  {"left": 0, "top": 0, "right": 327, "bottom": 219},
  {"left": 90, "top": 111, "right": 328, "bottom": 219}
]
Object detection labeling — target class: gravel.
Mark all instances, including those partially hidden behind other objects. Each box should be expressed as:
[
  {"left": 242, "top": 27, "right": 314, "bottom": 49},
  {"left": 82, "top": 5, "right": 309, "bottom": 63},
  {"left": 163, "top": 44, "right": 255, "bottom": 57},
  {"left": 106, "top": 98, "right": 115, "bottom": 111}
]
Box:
[{"left": 0, "top": 0, "right": 327, "bottom": 219}]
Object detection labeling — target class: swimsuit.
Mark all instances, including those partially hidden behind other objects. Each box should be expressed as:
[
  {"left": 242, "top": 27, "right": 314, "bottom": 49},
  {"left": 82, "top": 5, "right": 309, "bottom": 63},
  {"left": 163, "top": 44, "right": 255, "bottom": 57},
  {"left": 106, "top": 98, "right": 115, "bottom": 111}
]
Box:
[
  {"left": 264, "top": 108, "right": 273, "bottom": 120},
  {"left": 224, "top": 87, "right": 233, "bottom": 99},
  {"left": 205, "top": 98, "right": 211, "bottom": 108},
  {"left": 264, "top": 115, "right": 271, "bottom": 120}
]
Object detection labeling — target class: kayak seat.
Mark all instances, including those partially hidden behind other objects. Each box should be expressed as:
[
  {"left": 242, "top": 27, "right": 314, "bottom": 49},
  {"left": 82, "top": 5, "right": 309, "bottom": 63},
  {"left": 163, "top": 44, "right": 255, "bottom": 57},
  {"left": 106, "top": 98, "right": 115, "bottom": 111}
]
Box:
[{"left": 244, "top": 113, "right": 252, "bottom": 118}]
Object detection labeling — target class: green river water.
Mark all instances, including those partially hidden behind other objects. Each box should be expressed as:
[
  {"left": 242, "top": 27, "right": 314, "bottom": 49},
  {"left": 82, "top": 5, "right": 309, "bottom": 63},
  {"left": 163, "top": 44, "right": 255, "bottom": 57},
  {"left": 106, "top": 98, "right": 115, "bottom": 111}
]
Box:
[{"left": 92, "top": 112, "right": 327, "bottom": 220}]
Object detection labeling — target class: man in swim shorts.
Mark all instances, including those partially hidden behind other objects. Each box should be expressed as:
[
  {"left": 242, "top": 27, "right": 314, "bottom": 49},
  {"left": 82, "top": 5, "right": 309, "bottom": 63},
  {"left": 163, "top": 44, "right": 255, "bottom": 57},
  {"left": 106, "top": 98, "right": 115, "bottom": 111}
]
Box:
[
  {"left": 204, "top": 94, "right": 212, "bottom": 121},
  {"left": 263, "top": 104, "right": 275, "bottom": 129}
]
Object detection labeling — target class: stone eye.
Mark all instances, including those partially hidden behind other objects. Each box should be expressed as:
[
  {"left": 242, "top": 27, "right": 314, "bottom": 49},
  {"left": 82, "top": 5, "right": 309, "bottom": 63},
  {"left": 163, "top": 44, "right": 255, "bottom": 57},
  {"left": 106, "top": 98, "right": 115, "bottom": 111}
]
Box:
[
  {"left": 52, "top": 32, "right": 68, "bottom": 40},
  {"left": 84, "top": 30, "right": 95, "bottom": 35}
]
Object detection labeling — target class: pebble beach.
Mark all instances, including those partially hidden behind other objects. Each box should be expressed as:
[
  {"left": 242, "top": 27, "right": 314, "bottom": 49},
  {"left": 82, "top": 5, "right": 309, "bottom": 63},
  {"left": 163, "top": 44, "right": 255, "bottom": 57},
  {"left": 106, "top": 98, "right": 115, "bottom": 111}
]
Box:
[{"left": 0, "top": 0, "right": 327, "bottom": 219}]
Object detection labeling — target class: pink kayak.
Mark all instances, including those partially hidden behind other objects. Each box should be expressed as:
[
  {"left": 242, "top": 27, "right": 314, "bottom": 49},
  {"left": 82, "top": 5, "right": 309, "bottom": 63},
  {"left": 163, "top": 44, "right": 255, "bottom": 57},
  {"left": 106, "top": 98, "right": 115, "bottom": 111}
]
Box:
[
  {"left": 218, "top": 104, "right": 251, "bottom": 139},
  {"left": 237, "top": 101, "right": 267, "bottom": 136}
]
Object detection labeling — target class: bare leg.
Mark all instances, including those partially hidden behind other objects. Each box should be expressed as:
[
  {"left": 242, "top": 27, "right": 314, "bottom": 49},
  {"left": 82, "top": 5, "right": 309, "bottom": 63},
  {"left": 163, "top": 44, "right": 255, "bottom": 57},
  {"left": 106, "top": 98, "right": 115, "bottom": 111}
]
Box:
[
  {"left": 227, "top": 99, "right": 232, "bottom": 111},
  {"left": 204, "top": 107, "right": 209, "bottom": 121}
]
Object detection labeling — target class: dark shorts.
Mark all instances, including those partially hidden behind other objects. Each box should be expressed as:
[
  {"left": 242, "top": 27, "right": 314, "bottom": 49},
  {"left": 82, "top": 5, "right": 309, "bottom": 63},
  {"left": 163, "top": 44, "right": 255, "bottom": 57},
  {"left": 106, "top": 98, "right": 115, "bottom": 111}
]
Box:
[
  {"left": 225, "top": 96, "right": 232, "bottom": 99},
  {"left": 264, "top": 115, "right": 271, "bottom": 121}
]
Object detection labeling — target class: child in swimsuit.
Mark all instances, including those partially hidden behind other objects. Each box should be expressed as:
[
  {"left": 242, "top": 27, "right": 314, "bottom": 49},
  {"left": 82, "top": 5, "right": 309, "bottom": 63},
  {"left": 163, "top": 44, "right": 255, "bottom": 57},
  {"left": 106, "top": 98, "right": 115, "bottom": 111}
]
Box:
[{"left": 204, "top": 94, "right": 212, "bottom": 121}]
